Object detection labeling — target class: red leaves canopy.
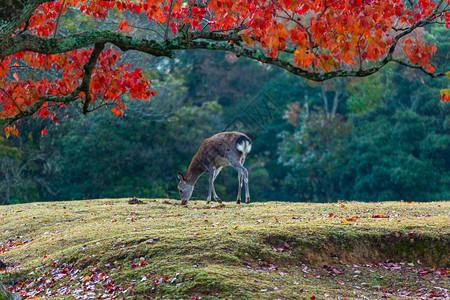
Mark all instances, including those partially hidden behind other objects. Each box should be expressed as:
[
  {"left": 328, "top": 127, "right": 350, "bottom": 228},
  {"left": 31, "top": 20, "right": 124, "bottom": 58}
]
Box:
[{"left": 1, "top": 0, "right": 449, "bottom": 132}]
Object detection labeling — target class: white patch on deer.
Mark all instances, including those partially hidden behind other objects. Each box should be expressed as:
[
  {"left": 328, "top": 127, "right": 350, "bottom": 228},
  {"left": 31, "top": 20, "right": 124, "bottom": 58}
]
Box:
[
  {"left": 213, "top": 166, "right": 223, "bottom": 180},
  {"left": 236, "top": 140, "right": 252, "bottom": 155},
  {"left": 246, "top": 141, "right": 252, "bottom": 153}
]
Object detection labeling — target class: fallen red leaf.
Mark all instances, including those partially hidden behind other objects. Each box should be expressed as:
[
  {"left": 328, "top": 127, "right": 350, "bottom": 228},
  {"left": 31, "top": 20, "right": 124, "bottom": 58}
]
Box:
[{"left": 372, "top": 213, "right": 389, "bottom": 218}]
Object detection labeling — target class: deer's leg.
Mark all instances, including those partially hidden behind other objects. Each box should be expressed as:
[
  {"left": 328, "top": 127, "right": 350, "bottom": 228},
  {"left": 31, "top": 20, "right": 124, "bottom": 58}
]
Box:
[
  {"left": 236, "top": 173, "right": 243, "bottom": 204},
  {"left": 236, "top": 157, "right": 245, "bottom": 204},
  {"left": 232, "top": 162, "right": 250, "bottom": 204},
  {"left": 206, "top": 170, "right": 214, "bottom": 204},
  {"left": 212, "top": 167, "right": 222, "bottom": 203}
]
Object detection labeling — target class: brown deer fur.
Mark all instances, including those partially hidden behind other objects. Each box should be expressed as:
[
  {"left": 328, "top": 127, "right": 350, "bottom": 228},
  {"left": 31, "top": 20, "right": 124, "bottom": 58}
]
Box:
[{"left": 177, "top": 132, "right": 252, "bottom": 205}]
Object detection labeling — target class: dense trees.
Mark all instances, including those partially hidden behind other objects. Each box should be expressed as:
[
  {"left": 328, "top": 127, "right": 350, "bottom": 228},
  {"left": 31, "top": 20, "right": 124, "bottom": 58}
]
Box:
[
  {"left": 279, "top": 69, "right": 449, "bottom": 202},
  {"left": 1, "top": 1, "right": 450, "bottom": 204},
  {"left": 1, "top": 0, "right": 450, "bottom": 132},
  {"left": 1, "top": 48, "right": 449, "bottom": 204}
]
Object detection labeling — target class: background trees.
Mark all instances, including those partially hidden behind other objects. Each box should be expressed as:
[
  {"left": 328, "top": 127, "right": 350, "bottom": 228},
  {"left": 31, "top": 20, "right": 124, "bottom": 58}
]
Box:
[
  {"left": 1, "top": 47, "right": 449, "bottom": 204},
  {"left": 1, "top": 0, "right": 449, "bottom": 129},
  {"left": 1, "top": 0, "right": 449, "bottom": 204}
]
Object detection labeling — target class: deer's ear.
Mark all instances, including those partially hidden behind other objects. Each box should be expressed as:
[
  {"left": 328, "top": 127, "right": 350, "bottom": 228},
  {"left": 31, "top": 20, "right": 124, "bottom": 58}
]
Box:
[{"left": 177, "top": 172, "right": 186, "bottom": 182}]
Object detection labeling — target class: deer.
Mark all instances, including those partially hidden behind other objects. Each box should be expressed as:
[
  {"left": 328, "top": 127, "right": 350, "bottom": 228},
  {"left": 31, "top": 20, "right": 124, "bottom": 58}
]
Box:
[{"left": 177, "top": 132, "right": 252, "bottom": 205}]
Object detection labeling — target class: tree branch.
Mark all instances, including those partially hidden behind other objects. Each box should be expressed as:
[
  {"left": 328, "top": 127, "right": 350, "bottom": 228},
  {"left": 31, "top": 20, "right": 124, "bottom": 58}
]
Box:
[
  {"left": 81, "top": 42, "right": 105, "bottom": 114},
  {"left": 164, "top": 0, "right": 175, "bottom": 40},
  {"left": 1, "top": 0, "right": 449, "bottom": 126},
  {"left": 0, "top": 90, "right": 79, "bottom": 125},
  {"left": 0, "top": 42, "right": 105, "bottom": 124},
  {"left": 1, "top": 31, "right": 174, "bottom": 59},
  {"left": 0, "top": 0, "right": 54, "bottom": 37},
  {"left": 2, "top": 28, "right": 448, "bottom": 84},
  {"left": 0, "top": 87, "right": 24, "bottom": 112},
  {"left": 53, "top": 0, "right": 66, "bottom": 39},
  {"left": 390, "top": 58, "right": 442, "bottom": 77}
]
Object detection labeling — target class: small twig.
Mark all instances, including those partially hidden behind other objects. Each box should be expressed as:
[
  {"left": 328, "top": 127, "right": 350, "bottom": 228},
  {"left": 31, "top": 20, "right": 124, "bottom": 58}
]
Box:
[
  {"left": 164, "top": 0, "right": 175, "bottom": 40},
  {"left": 16, "top": 20, "right": 30, "bottom": 36},
  {"left": 10, "top": 65, "right": 33, "bottom": 69},
  {"left": 391, "top": 58, "right": 444, "bottom": 78},
  {"left": 103, "top": 21, "right": 165, "bottom": 39},
  {"left": 127, "top": 24, "right": 165, "bottom": 39},
  {"left": 357, "top": 36, "right": 363, "bottom": 71},
  {"left": 305, "top": 26, "right": 316, "bottom": 70},
  {"left": 53, "top": 0, "right": 66, "bottom": 39},
  {"left": 0, "top": 87, "right": 23, "bottom": 112},
  {"left": 440, "top": 53, "right": 450, "bottom": 74}
]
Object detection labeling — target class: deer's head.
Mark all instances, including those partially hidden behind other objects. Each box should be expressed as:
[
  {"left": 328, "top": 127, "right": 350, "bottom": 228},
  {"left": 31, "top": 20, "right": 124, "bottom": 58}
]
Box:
[{"left": 177, "top": 172, "right": 194, "bottom": 205}]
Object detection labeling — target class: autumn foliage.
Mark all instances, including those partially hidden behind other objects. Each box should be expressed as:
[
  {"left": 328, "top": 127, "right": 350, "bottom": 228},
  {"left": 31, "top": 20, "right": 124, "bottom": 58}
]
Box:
[{"left": 1, "top": 0, "right": 449, "bottom": 136}]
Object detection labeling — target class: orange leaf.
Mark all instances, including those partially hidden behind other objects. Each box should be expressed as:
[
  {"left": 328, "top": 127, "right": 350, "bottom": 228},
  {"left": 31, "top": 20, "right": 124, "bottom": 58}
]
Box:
[
  {"left": 119, "top": 20, "right": 129, "bottom": 34},
  {"left": 111, "top": 107, "right": 121, "bottom": 117},
  {"left": 342, "top": 216, "right": 358, "bottom": 223},
  {"left": 4, "top": 127, "right": 12, "bottom": 138}
]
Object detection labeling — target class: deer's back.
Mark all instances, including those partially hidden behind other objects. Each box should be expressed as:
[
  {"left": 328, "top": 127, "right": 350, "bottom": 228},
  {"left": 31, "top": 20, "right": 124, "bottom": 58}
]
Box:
[{"left": 196, "top": 132, "right": 252, "bottom": 169}]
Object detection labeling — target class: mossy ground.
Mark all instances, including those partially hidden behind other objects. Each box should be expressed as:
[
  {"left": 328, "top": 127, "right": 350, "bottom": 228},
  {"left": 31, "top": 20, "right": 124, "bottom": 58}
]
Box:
[{"left": 0, "top": 199, "right": 449, "bottom": 299}]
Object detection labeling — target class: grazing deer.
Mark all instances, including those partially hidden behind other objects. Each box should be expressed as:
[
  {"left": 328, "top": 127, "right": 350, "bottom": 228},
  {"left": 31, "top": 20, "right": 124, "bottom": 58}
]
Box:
[{"left": 177, "top": 132, "right": 252, "bottom": 205}]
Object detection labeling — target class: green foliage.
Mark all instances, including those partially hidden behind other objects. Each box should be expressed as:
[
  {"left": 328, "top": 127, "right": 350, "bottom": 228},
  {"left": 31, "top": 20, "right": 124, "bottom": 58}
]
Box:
[
  {"left": 343, "top": 115, "right": 441, "bottom": 201},
  {"left": 1, "top": 41, "right": 449, "bottom": 204},
  {"left": 278, "top": 110, "right": 352, "bottom": 202},
  {"left": 0, "top": 135, "right": 44, "bottom": 205},
  {"left": 346, "top": 70, "right": 392, "bottom": 115},
  {"left": 276, "top": 58, "right": 449, "bottom": 202},
  {"left": 339, "top": 69, "right": 450, "bottom": 201},
  {"left": 425, "top": 25, "right": 450, "bottom": 68},
  {"left": 37, "top": 100, "right": 224, "bottom": 201},
  {"left": 0, "top": 137, "right": 20, "bottom": 161}
]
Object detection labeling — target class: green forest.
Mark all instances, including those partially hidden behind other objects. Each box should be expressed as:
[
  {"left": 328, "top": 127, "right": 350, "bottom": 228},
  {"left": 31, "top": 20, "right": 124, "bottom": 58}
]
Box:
[{"left": 1, "top": 26, "right": 449, "bottom": 205}]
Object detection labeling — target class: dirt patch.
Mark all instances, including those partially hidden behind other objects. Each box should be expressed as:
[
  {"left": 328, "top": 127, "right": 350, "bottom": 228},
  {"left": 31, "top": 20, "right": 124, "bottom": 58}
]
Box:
[
  {"left": 128, "top": 197, "right": 145, "bottom": 204},
  {"left": 262, "top": 233, "right": 450, "bottom": 268}
]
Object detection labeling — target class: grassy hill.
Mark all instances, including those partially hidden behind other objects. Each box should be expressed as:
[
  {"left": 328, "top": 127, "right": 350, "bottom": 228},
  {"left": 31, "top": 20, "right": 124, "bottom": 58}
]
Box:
[{"left": 0, "top": 199, "right": 449, "bottom": 299}]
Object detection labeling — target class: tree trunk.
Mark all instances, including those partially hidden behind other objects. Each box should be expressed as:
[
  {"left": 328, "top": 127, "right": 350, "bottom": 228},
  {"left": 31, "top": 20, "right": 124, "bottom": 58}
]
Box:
[
  {"left": 331, "top": 87, "right": 341, "bottom": 118},
  {"left": 5, "top": 171, "right": 11, "bottom": 205}
]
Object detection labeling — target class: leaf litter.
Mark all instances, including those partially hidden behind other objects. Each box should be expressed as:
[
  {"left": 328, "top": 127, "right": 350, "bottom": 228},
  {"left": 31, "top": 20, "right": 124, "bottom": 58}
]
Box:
[{"left": 0, "top": 199, "right": 448, "bottom": 299}]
